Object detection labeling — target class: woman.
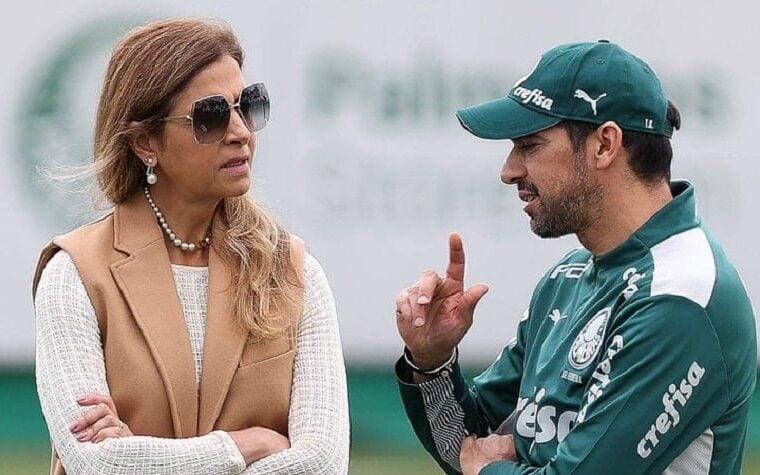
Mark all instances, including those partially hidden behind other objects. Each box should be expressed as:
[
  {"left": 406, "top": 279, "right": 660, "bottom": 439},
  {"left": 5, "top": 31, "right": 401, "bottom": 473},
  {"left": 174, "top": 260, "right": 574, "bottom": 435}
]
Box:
[{"left": 32, "top": 18, "right": 349, "bottom": 474}]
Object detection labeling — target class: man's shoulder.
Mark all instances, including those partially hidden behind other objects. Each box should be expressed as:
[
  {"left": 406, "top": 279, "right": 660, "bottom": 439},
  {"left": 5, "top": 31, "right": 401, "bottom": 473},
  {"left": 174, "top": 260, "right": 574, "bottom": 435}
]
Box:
[
  {"left": 644, "top": 225, "right": 749, "bottom": 312},
  {"left": 624, "top": 225, "right": 755, "bottom": 377}
]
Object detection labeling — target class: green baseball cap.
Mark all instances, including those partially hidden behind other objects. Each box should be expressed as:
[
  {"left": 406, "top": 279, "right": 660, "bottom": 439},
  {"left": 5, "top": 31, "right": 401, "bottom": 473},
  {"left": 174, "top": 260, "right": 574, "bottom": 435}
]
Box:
[{"left": 456, "top": 40, "right": 673, "bottom": 140}]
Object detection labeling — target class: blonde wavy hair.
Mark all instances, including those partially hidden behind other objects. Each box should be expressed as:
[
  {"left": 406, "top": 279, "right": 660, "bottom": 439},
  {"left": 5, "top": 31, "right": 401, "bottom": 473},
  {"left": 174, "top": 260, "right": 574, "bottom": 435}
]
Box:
[{"left": 93, "top": 18, "right": 301, "bottom": 338}]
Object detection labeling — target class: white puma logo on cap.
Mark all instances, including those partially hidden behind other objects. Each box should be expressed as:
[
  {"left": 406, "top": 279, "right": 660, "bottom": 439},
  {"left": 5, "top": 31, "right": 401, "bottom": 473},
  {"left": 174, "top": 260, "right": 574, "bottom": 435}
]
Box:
[{"left": 574, "top": 89, "right": 607, "bottom": 116}]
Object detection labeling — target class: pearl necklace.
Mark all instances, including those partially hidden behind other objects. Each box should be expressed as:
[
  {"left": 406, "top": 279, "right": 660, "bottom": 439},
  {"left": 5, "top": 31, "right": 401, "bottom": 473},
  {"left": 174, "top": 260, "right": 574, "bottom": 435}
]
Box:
[{"left": 144, "top": 187, "right": 211, "bottom": 252}]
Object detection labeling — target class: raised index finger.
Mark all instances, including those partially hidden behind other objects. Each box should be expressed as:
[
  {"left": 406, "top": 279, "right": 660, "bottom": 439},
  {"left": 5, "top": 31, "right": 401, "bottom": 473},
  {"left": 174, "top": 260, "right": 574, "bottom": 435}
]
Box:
[{"left": 446, "top": 232, "right": 466, "bottom": 282}]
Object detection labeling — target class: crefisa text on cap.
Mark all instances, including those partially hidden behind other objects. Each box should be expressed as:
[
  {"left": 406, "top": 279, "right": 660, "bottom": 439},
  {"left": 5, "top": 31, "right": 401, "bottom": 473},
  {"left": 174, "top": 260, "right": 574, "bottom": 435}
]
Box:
[{"left": 511, "top": 86, "right": 554, "bottom": 111}]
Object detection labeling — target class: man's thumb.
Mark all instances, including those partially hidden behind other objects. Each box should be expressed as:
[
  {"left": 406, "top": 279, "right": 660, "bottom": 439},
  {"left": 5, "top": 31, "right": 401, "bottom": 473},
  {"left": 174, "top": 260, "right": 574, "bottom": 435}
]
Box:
[{"left": 462, "top": 283, "right": 489, "bottom": 311}]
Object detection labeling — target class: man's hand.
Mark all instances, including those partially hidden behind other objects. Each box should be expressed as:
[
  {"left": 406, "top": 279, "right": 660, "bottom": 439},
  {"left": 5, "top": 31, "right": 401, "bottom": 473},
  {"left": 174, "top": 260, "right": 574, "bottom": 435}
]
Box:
[
  {"left": 395, "top": 232, "right": 489, "bottom": 370},
  {"left": 460, "top": 434, "right": 517, "bottom": 475}
]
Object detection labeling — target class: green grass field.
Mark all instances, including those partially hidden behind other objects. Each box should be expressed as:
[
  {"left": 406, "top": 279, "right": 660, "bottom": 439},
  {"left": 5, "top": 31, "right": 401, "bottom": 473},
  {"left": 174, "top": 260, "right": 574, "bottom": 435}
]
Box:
[
  {"left": 0, "top": 449, "right": 442, "bottom": 474},
  {"left": 3, "top": 368, "right": 760, "bottom": 474},
  {"left": 1, "top": 448, "right": 760, "bottom": 474}
]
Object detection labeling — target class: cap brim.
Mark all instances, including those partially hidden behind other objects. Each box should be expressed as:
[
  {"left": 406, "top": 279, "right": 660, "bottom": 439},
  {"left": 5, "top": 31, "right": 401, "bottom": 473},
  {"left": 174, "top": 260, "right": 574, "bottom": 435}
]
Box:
[{"left": 456, "top": 97, "right": 561, "bottom": 140}]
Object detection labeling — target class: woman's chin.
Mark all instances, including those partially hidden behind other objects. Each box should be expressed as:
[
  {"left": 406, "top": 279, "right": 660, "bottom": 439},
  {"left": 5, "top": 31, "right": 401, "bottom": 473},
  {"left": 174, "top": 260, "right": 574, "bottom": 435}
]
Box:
[{"left": 222, "top": 177, "right": 252, "bottom": 198}]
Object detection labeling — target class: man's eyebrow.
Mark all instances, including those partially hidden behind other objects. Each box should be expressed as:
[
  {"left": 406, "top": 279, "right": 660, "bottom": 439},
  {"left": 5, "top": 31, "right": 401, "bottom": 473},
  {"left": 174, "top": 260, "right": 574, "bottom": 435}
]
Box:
[{"left": 514, "top": 133, "right": 545, "bottom": 143}]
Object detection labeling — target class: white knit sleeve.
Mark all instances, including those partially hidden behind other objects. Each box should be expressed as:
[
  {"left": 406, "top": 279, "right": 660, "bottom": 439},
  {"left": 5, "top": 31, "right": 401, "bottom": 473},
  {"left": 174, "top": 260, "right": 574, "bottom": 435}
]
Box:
[
  {"left": 34, "top": 251, "right": 246, "bottom": 475},
  {"left": 242, "top": 252, "right": 350, "bottom": 474}
]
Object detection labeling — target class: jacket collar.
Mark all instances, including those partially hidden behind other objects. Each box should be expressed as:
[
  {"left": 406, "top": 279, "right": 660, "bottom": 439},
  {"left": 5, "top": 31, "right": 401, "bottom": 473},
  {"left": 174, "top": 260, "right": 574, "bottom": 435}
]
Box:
[
  {"left": 110, "top": 191, "right": 247, "bottom": 436},
  {"left": 593, "top": 180, "right": 699, "bottom": 270}
]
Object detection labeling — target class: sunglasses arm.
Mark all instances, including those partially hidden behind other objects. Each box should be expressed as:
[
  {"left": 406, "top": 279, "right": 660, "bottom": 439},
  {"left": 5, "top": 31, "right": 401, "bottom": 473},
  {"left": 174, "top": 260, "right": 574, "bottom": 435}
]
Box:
[{"left": 160, "top": 115, "right": 192, "bottom": 123}]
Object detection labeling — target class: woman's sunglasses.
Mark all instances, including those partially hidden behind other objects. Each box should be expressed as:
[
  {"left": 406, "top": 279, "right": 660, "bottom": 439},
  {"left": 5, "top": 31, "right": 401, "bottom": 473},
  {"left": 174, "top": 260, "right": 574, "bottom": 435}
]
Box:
[{"left": 160, "top": 83, "right": 270, "bottom": 144}]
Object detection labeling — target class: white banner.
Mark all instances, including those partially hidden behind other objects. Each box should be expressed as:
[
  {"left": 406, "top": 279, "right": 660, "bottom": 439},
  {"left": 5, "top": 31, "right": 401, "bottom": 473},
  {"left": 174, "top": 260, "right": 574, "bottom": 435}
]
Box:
[{"left": 1, "top": 1, "right": 757, "bottom": 365}]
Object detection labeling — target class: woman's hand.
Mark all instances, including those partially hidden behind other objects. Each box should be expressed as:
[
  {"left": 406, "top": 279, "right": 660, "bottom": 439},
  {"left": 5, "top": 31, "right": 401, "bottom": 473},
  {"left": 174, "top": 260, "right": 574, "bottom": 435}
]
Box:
[
  {"left": 228, "top": 426, "right": 290, "bottom": 464},
  {"left": 69, "top": 393, "right": 132, "bottom": 443}
]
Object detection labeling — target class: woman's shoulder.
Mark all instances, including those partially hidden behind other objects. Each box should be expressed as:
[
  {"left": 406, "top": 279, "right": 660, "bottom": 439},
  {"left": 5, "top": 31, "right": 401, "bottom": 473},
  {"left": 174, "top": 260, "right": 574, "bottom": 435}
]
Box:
[
  {"left": 33, "top": 248, "right": 85, "bottom": 304},
  {"left": 301, "top": 250, "right": 337, "bottom": 306},
  {"left": 38, "top": 211, "right": 115, "bottom": 265},
  {"left": 33, "top": 212, "right": 116, "bottom": 298},
  {"left": 41, "top": 248, "right": 77, "bottom": 276},
  {"left": 302, "top": 250, "right": 327, "bottom": 279}
]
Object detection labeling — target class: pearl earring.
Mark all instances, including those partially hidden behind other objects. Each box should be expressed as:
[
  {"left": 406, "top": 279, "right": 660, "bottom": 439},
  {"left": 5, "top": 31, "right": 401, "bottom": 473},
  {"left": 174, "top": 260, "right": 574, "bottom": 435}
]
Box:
[{"left": 145, "top": 157, "right": 158, "bottom": 185}]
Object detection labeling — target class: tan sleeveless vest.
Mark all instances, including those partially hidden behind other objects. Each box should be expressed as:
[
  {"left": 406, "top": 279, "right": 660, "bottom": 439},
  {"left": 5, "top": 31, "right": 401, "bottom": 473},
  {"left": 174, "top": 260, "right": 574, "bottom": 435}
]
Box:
[{"left": 32, "top": 192, "right": 304, "bottom": 475}]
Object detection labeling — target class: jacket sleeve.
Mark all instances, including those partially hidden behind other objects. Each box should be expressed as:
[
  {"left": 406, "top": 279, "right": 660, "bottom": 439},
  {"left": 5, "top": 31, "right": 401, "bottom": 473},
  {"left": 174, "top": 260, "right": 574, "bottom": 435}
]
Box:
[
  {"left": 479, "top": 296, "right": 731, "bottom": 474},
  {"left": 396, "top": 308, "right": 531, "bottom": 473},
  {"left": 35, "top": 251, "right": 246, "bottom": 475}
]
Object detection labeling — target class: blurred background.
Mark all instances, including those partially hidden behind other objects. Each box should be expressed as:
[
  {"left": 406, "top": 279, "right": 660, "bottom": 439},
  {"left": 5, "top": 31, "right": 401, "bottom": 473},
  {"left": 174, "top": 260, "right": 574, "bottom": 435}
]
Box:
[{"left": 1, "top": 0, "right": 758, "bottom": 473}]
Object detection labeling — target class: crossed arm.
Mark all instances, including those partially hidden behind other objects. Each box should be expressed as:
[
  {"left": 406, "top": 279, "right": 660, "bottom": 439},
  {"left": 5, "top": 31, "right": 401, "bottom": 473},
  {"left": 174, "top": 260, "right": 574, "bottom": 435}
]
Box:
[{"left": 35, "top": 251, "right": 349, "bottom": 474}]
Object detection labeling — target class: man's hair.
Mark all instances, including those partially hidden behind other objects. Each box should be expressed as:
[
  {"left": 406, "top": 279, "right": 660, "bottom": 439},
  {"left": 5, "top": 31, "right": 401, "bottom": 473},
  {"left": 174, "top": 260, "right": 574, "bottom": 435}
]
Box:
[{"left": 560, "top": 101, "right": 682, "bottom": 184}]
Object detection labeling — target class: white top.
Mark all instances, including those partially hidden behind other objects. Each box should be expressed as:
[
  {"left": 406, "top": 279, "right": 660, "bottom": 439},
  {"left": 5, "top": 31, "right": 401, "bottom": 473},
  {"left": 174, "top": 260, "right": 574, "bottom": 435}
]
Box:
[{"left": 34, "top": 250, "right": 349, "bottom": 474}]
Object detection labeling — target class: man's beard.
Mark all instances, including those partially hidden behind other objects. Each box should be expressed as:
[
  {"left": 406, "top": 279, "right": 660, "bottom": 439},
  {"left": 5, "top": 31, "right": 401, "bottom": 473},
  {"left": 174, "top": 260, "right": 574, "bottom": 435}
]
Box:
[{"left": 526, "top": 152, "right": 603, "bottom": 239}]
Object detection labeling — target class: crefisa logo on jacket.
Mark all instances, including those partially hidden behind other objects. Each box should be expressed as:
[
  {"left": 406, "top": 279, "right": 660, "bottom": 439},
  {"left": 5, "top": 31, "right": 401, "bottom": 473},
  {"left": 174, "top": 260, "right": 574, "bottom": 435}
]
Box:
[{"left": 568, "top": 308, "right": 611, "bottom": 370}]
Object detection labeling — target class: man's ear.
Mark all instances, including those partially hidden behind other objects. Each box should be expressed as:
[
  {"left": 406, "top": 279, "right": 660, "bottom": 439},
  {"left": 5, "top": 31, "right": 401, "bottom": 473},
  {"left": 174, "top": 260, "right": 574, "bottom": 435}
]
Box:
[
  {"left": 591, "top": 121, "right": 624, "bottom": 170},
  {"left": 128, "top": 121, "right": 159, "bottom": 165}
]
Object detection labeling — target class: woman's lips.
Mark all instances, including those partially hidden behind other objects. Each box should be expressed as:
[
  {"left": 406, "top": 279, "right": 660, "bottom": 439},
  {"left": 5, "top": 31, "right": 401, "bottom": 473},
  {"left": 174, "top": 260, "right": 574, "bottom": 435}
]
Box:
[{"left": 221, "top": 158, "right": 249, "bottom": 173}]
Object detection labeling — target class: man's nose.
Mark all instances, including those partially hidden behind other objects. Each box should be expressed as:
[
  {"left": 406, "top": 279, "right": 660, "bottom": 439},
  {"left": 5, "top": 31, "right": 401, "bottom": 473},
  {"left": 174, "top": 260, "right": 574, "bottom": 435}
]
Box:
[{"left": 500, "top": 152, "right": 525, "bottom": 185}]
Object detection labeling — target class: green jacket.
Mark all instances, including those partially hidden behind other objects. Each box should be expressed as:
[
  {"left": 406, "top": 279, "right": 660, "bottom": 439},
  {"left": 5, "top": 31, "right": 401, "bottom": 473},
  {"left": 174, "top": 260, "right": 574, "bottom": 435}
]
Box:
[{"left": 398, "top": 182, "right": 756, "bottom": 474}]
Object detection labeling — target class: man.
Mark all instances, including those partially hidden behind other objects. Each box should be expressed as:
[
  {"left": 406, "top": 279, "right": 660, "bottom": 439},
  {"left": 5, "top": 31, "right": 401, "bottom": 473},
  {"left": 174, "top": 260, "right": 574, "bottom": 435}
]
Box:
[{"left": 394, "top": 40, "right": 757, "bottom": 474}]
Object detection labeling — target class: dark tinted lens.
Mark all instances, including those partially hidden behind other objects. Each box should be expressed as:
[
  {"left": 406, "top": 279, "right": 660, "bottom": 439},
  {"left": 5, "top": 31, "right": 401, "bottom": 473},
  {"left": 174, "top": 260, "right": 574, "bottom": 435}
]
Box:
[
  {"left": 192, "top": 95, "right": 230, "bottom": 143},
  {"left": 239, "top": 83, "right": 269, "bottom": 132}
]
